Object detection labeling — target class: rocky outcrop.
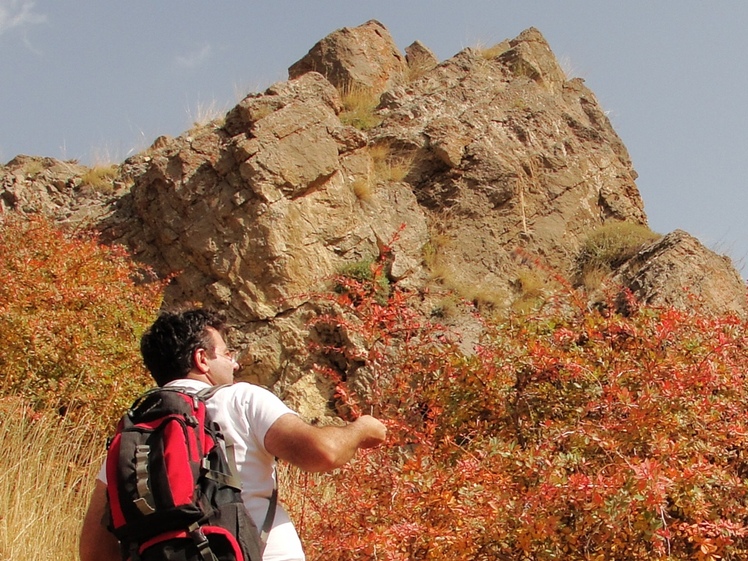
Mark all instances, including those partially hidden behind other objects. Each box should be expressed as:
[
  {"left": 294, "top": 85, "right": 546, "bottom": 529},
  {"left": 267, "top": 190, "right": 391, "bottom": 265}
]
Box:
[
  {"left": 99, "top": 70, "right": 429, "bottom": 408},
  {"left": 613, "top": 230, "right": 747, "bottom": 317},
  {"left": 367, "top": 27, "right": 645, "bottom": 307},
  {"left": 3, "top": 22, "right": 745, "bottom": 416},
  {"left": 288, "top": 20, "right": 407, "bottom": 97},
  {"left": 105, "top": 72, "right": 427, "bottom": 316},
  {"left": 0, "top": 155, "right": 124, "bottom": 226}
]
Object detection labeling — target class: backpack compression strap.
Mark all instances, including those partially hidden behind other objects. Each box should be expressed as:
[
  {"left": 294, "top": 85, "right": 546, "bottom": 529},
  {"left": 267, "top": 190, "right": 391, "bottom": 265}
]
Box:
[
  {"left": 188, "top": 523, "right": 220, "bottom": 561},
  {"left": 134, "top": 445, "right": 156, "bottom": 515}
]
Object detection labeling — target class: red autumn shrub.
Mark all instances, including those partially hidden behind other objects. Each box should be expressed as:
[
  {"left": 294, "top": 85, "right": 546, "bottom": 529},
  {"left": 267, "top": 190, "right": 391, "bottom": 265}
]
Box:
[
  {"left": 294, "top": 265, "right": 748, "bottom": 561},
  {"left": 0, "top": 214, "right": 165, "bottom": 429}
]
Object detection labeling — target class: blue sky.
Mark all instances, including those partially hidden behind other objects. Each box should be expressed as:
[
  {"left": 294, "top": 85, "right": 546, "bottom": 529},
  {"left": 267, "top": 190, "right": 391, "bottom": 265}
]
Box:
[{"left": 2, "top": 1, "right": 748, "bottom": 275}]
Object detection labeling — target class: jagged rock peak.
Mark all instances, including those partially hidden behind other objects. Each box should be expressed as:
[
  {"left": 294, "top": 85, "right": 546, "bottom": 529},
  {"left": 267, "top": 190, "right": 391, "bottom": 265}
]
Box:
[
  {"left": 3, "top": 21, "right": 746, "bottom": 418},
  {"left": 499, "top": 26, "right": 568, "bottom": 92},
  {"left": 404, "top": 40, "right": 439, "bottom": 79},
  {"left": 288, "top": 19, "right": 407, "bottom": 96}
]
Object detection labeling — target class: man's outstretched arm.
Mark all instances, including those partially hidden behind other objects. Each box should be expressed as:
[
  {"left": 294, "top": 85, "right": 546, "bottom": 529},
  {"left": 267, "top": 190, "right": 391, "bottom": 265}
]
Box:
[
  {"left": 264, "top": 413, "right": 387, "bottom": 472},
  {"left": 79, "top": 479, "right": 121, "bottom": 561}
]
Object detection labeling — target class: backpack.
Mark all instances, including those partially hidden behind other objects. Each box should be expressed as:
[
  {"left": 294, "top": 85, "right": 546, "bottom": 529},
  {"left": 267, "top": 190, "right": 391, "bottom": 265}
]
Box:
[{"left": 105, "top": 386, "right": 277, "bottom": 561}]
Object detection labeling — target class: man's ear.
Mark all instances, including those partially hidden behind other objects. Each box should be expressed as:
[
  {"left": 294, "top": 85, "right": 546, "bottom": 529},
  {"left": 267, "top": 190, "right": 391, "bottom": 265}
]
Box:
[{"left": 193, "top": 347, "right": 210, "bottom": 374}]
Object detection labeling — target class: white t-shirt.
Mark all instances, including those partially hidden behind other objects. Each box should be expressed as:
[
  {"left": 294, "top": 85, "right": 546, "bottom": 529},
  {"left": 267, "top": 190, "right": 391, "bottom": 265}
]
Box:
[{"left": 99, "top": 380, "right": 305, "bottom": 561}]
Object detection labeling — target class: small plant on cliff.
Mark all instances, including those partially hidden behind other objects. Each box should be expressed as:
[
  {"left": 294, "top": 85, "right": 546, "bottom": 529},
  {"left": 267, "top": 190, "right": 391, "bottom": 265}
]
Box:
[
  {"left": 577, "top": 221, "right": 661, "bottom": 289},
  {"left": 80, "top": 164, "right": 118, "bottom": 193},
  {"left": 187, "top": 98, "right": 228, "bottom": 129},
  {"left": 369, "top": 142, "right": 414, "bottom": 184},
  {"left": 0, "top": 214, "right": 165, "bottom": 429},
  {"left": 22, "top": 158, "right": 46, "bottom": 177},
  {"left": 351, "top": 177, "right": 374, "bottom": 202},
  {"left": 339, "top": 85, "right": 382, "bottom": 131},
  {"left": 337, "top": 256, "right": 390, "bottom": 303},
  {"left": 511, "top": 267, "right": 550, "bottom": 312},
  {"left": 478, "top": 41, "right": 508, "bottom": 60}
]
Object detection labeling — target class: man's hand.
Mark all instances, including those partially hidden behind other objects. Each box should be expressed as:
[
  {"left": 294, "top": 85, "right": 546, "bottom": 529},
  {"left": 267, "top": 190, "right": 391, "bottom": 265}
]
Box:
[{"left": 349, "top": 415, "right": 387, "bottom": 448}]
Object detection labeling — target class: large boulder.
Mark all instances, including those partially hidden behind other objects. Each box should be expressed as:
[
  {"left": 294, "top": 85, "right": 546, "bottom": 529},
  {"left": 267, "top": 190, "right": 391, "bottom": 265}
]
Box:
[
  {"left": 288, "top": 20, "right": 407, "bottom": 97},
  {"left": 613, "top": 230, "right": 747, "bottom": 317},
  {"left": 100, "top": 71, "right": 429, "bottom": 413}
]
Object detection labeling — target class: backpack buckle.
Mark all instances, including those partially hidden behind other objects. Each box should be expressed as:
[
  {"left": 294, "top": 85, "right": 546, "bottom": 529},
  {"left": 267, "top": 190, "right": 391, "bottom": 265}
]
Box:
[{"left": 188, "top": 523, "right": 219, "bottom": 561}]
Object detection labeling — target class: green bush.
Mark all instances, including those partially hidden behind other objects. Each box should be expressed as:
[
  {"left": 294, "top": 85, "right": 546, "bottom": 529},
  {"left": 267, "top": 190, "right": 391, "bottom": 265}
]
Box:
[{"left": 337, "top": 257, "right": 391, "bottom": 303}]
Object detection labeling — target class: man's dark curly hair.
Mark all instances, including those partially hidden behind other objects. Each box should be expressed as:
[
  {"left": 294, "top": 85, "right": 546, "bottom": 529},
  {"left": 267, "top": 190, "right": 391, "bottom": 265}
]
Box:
[{"left": 140, "top": 308, "right": 228, "bottom": 386}]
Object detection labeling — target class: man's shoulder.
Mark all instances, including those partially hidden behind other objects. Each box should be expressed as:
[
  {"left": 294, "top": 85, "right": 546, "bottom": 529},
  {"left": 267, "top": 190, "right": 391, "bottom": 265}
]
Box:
[
  {"left": 213, "top": 382, "right": 286, "bottom": 406},
  {"left": 211, "top": 382, "right": 298, "bottom": 430},
  {"left": 164, "top": 380, "right": 272, "bottom": 399}
]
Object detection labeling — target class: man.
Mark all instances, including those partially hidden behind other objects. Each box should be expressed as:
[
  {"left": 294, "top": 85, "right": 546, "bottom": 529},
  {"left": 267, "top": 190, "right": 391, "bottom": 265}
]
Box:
[{"left": 79, "top": 308, "right": 387, "bottom": 561}]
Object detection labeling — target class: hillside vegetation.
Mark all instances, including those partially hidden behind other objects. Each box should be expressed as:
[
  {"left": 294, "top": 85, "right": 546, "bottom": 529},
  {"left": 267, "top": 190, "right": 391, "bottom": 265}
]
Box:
[
  {"left": 0, "top": 214, "right": 166, "bottom": 560},
  {"left": 4, "top": 217, "right": 748, "bottom": 560},
  {"left": 0, "top": 214, "right": 164, "bottom": 429},
  {"left": 292, "top": 262, "right": 748, "bottom": 561}
]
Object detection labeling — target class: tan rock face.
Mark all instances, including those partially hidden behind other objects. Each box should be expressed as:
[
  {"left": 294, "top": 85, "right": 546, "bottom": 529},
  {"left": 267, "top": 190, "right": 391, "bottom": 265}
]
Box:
[
  {"left": 288, "top": 19, "right": 407, "bottom": 96},
  {"left": 99, "top": 69, "right": 429, "bottom": 410},
  {"left": 371, "top": 31, "right": 646, "bottom": 305},
  {"left": 6, "top": 21, "right": 745, "bottom": 416},
  {"left": 614, "top": 230, "right": 747, "bottom": 317}
]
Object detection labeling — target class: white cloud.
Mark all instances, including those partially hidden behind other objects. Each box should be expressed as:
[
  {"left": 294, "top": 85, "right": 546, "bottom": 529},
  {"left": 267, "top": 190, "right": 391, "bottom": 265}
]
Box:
[
  {"left": 175, "top": 42, "right": 213, "bottom": 69},
  {"left": 0, "top": 0, "right": 46, "bottom": 37}
]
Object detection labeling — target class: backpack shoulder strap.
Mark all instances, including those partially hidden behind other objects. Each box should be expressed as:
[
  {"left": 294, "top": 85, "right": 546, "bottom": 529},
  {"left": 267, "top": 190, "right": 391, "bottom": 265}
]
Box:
[
  {"left": 196, "top": 383, "right": 278, "bottom": 546},
  {"left": 196, "top": 384, "right": 230, "bottom": 401},
  {"left": 128, "top": 386, "right": 192, "bottom": 414}
]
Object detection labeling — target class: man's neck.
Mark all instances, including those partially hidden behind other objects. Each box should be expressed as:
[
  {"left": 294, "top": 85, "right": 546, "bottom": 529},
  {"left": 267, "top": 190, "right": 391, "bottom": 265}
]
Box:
[
  {"left": 184, "top": 371, "right": 213, "bottom": 385},
  {"left": 165, "top": 376, "right": 211, "bottom": 387}
]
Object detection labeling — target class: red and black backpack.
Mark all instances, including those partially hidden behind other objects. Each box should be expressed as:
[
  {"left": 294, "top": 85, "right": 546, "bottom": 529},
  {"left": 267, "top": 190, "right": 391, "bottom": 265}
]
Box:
[{"left": 105, "top": 386, "right": 276, "bottom": 561}]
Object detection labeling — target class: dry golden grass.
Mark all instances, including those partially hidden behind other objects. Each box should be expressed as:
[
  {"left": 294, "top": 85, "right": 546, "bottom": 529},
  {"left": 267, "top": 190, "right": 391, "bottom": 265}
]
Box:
[
  {"left": 187, "top": 98, "right": 228, "bottom": 129},
  {"left": 577, "top": 221, "right": 661, "bottom": 289},
  {"left": 352, "top": 177, "right": 374, "bottom": 202},
  {"left": 369, "top": 143, "right": 414, "bottom": 184},
  {"left": 430, "top": 293, "right": 464, "bottom": 320},
  {"left": 580, "top": 263, "right": 612, "bottom": 292},
  {"left": 339, "top": 85, "right": 382, "bottom": 131},
  {"left": 80, "top": 164, "right": 118, "bottom": 193},
  {"left": 0, "top": 402, "right": 331, "bottom": 561},
  {"left": 478, "top": 42, "right": 508, "bottom": 60},
  {"left": 510, "top": 268, "right": 554, "bottom": 313},
  {"left": 0, "top": 398, "right": 104, "bottom": 561},
  {"left": 22, "top": 159, "right": 45, "bottom": 177},
  {"left": 428, "top": 259, "right": 509, "bottom": 312}
]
